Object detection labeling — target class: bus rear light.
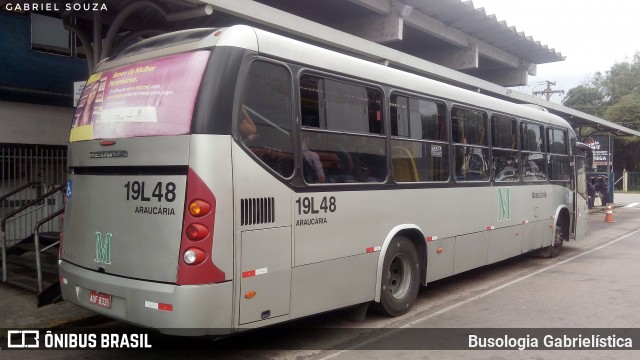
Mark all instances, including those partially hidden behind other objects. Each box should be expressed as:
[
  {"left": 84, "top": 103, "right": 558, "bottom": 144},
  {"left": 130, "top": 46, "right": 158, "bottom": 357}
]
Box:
[
  {"left": 177, "top": 168, "right": 225, "bottom": 285},
  {"left": 183, "top": 248, "right": 207, "bottom": 265},
  {"left": 186, "top": 223, "right": 208, "bottom": 241},
  {"left": 188, "top": 200, "right": 211, "bottom": 217}
]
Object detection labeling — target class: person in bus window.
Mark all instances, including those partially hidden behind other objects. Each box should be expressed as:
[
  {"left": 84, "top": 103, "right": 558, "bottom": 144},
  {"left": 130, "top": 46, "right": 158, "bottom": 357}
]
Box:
[
  {"left": 239, "top": 108, "right": 258, "bottom": 142},
  {"left": 367, "top": 91, "right": 383, "bottom": 134},
  {"left": 302, "top": 134, "right": 325, "bottom": 183}
]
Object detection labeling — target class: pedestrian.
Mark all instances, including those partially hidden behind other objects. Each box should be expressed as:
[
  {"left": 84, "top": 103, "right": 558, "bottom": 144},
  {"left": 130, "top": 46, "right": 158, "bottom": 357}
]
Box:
[
  {"left": 598, "top": 176, "right": 608, "bottom": 205},
  {"left": 587, "top": 178, "right": 595, "bottom": 209}
]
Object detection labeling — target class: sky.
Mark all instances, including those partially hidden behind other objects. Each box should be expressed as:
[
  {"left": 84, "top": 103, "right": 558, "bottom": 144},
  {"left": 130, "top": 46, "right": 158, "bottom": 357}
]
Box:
[{"left": 469, "top": 0, "right": 640, "bottom": 103}]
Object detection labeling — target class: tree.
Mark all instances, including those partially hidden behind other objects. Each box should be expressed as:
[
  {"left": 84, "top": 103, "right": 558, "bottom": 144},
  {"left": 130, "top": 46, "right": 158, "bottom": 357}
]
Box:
[
  {"left": 562, "top": 85, "right": 605, "bottom": 117},
  {"left": 605, "top": 94, "right": 640, "bottom": 175},
  {"left": 563, "top": 52, "right": 640, "bottom": 175},
  {"left": 598, "top": 53, "right": 640, "bottom": 104},
  {"left": 604, "top": 93, "right": 640, "bottom": 131}
]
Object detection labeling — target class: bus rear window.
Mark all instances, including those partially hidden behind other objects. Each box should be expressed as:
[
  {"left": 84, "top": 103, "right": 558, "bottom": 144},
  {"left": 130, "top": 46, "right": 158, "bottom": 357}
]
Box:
[{"left": 70, "top": 50, "right": 210, "bottom": 142}]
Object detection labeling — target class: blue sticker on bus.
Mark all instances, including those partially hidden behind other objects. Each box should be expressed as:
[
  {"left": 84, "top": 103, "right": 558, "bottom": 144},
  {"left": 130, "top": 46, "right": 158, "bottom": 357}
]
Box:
[{"left": 66, "top": 180, "right": 72, "bottom": 199}]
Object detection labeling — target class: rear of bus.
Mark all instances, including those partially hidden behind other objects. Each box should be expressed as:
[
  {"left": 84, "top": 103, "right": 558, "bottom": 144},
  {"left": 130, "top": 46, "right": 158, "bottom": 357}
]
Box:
[{"left": 59, "top": 28, "right": 250, "bottom": 335}]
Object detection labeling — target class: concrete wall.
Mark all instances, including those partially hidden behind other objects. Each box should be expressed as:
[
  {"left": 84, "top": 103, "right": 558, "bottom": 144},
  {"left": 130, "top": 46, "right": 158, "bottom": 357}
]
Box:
[{"left": 0, "top": 101, "right": 72, "bottom": 145}]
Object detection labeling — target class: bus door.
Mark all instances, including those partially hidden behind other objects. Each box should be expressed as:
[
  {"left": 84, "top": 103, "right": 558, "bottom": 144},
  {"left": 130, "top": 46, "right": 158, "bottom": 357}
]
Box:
[{"left": 572, "top": 155, "right": 588, "bottom": 240}]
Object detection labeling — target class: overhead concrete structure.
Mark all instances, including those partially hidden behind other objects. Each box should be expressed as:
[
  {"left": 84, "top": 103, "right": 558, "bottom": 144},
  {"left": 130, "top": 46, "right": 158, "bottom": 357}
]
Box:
[{"left": 27, "top": 0, "right": 640, "bottom": 137}]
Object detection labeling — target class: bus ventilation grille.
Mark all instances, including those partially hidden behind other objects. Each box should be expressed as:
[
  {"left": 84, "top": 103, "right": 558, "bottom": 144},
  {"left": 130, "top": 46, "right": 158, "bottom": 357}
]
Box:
[{"left": 241, "top": 197, "right": 275, "bottom": 226}]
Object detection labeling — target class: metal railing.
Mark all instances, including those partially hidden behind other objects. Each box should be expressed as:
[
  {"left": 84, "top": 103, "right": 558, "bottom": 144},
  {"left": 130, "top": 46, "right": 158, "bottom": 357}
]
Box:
[
  {"left": 1, "top": 144, "right": 67, "bottom": 243},
  {"left": 621, "top": 170, "right": 640, "bottom": 192},
  {"left": 1, "top": 184, "right": 66, "bottom": 283},
  {"left": 33, "top": 208, "right": 65, "bottom": 293}
]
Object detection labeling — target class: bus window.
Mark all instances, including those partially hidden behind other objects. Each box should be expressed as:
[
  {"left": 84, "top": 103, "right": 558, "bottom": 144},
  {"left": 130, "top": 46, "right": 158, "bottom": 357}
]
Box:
[
  {"left": 452, "top": 107, "right": 488, "bottom": 181},
  {"left": 491, "top": 115, "right": 520, "bottom": 182},
  {"left": 521, "top": 122, "right": 544, "bottom": 152},
  {"left": 548, "top": 128, "right": 570, "bottom": 182},
  {"left": 299, "top": 74, "right": 386, "bottom": 183},
  {"left": 390, "top": 94, "right": 449, "bottom": 182},
  {"left": 547, "top": 128, "right": 568, "bottom": 154},
  {"left": 521, "top": 122, "right": 547, "bottom": 181},
  {"left": 239, "top": 61, "right": 294, "bottom": 178}
]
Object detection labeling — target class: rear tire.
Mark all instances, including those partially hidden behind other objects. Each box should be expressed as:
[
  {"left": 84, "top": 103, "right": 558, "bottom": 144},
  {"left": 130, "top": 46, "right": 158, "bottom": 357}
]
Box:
[{"left": 374, "top": 236, "right": 420, "bottom": 317}]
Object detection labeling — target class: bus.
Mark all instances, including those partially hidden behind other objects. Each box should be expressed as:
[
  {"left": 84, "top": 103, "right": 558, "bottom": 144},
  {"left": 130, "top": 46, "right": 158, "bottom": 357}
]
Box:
[{"left": 59, "top": 25, "right": 589, "bottom": 335}]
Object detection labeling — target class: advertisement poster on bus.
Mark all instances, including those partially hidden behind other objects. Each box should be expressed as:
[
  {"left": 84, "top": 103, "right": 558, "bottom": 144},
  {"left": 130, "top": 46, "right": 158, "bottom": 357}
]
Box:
[{"left": 70, "top": 50, "right": 210, "bottom": 142}]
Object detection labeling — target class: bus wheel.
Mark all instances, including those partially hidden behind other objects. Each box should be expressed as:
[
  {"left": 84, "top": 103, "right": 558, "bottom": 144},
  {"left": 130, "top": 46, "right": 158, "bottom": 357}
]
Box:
[
  {"left": 374, "top": 236, "right": 420, "bottom": 317},
  {"left": 547, "top": 223, "right": 565, "bottom": 258}
]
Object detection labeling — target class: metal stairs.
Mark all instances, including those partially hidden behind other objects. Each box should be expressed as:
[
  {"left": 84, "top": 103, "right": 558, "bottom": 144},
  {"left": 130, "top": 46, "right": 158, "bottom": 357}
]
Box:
[{"left": 1, "top": 183, "right": 65, "bottom": 307}]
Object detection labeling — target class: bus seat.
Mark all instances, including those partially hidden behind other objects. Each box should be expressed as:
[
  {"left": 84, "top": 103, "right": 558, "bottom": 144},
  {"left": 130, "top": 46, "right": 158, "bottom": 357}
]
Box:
[{"left": 392, "top": 146, "right": 419, "bottom": 182}]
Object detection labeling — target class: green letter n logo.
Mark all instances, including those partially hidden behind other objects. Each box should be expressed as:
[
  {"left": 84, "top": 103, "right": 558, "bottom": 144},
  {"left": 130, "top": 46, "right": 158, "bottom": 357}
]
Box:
[
  {"left": 497, "top": 187, "right": 511, "bottom": 221},
  {"left": 95, "top": 232, "right": 112, "bottom": 265}
]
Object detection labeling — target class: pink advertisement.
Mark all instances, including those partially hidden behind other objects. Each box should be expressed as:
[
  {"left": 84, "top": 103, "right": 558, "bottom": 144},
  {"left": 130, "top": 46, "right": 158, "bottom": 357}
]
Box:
[{"left": 70, "top": 50, "right": 210, "bottom": 142}]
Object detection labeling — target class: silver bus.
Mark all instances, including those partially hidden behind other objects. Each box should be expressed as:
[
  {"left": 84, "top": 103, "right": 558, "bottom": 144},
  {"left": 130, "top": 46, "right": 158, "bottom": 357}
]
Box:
[{"left": 59, "top": 25, "right": 589, "bottom": 335}]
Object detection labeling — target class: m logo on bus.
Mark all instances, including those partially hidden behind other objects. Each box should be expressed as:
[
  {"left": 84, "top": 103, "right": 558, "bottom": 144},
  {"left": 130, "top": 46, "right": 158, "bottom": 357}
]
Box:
[
  {"left": 497, "top": 187, "right": 511, "bottom": 221},
  {"left": 94, "top": 232, "right": 112, "bottom": 265}
]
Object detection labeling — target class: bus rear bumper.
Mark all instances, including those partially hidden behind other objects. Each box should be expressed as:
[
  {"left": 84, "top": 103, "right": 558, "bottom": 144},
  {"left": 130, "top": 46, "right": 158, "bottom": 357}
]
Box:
[{"left": 59, "top": 261, "right": 234, "bottom": 336}]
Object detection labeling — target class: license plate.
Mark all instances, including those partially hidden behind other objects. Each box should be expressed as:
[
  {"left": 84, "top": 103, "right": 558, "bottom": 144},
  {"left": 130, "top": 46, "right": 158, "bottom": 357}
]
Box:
[{"left": 89, "top": 290, "right": 112, "bottom": 309}]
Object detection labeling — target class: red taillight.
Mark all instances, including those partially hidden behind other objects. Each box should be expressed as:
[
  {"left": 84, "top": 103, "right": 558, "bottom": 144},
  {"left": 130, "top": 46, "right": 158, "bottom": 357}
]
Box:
[
  {"left": 176, "top": 168, "right": 225, "bottom": 285},
  {"left": 186, "top": 223, "right": 208, "bottom": 241}
]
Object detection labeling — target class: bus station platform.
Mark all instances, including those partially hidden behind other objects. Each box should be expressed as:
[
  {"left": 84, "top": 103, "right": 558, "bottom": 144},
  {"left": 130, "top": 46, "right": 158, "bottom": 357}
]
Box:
[
  {"left": 0, "top": 282, "right": 105, "bottom": 331},
  {"left": 0, "top": 201, "right": 630, "bottom": 334}
]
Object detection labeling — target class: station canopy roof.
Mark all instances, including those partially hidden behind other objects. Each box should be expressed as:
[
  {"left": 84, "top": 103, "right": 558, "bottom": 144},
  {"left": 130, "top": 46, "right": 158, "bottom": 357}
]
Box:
[{"left": 60, "top": 0, "right": 640, "bottom": 137}]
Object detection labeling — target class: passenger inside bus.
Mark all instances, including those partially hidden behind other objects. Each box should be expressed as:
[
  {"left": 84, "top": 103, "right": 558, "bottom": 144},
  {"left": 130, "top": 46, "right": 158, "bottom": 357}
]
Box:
[
  {"left": 302, "top": 134, "right": 326, "bottom": 183},
  {"left": 240, "top": 108, "right": 258, "bottom": 142}
]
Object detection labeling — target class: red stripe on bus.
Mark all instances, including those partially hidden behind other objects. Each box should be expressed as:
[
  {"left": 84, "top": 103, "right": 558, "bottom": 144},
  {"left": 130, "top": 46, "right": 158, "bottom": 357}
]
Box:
[{"left": 242, "top": 270, "right": 256, "bottom": 278}]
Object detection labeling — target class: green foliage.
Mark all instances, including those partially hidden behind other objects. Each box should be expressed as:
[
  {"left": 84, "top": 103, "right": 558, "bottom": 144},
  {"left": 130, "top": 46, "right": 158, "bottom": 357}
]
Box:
[
  {"left": 599, "top": 53, "right": 640, "bottom": 104},
  {"left": 564, "top": 52, "right": 640, "bottom": 173},
  {"left": 562, "top": 85, "right": 605, "bottom": 117},
  {"left": 604, "top": 94, "right": 640, "bottom": 130}
]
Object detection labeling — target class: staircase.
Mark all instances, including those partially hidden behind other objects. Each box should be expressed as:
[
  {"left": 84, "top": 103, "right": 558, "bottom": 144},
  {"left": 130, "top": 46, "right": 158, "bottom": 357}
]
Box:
[{"left": 1, "top": 183, "right": 66, "bottom": 307}]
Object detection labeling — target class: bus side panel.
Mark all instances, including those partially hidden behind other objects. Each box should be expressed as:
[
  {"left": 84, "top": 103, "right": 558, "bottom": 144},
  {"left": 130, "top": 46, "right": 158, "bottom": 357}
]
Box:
[
  {"left": 426, "top": 237, "right": 455, "bottom": 282},
  {"left": 189, "top": 135, "right": 235, "bottom": 280},
  {"left": 488, "top": 185, "right": 525, "bottom": 264},
  {"left": 239, "top": 226, "right": 291, "bottom": 325},
  {"left": 293, "top": 188, "right": 492, "bottom": 268},
  {"left": 289, "top": 253, "right": 378, "bottom": 320},
  {"left": 231, "top": 142, "right": 292, "bottom": 327},
  {"left": 517, "top": 185, "right": 552, "bottom": 252},
  {"left": 454, "top": 231, "right": 489, "bottom": 274},
  {"left": 488, "top": 226, "right": 522, "bottom": 264}
]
